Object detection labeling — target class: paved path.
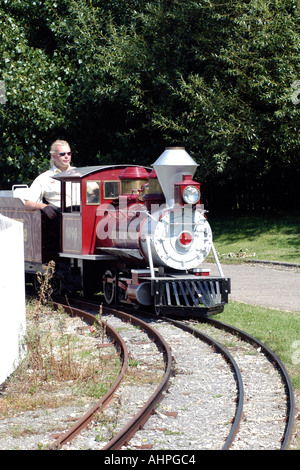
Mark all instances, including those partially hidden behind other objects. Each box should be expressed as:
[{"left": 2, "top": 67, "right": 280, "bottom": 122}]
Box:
[{"left": 204, "top": 262, "right": 300, "bottom": 313}]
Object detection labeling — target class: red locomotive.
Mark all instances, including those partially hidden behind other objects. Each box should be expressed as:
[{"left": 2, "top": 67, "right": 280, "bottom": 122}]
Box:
[{"left": 0, "top": 147, "right": 230, "bottom": 316}]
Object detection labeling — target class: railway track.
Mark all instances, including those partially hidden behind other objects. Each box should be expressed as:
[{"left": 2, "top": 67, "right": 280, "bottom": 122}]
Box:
[
  {"left": 48, "top": 300, "right": 294, "bottom": 450},
  {"left": 200, "top": 317, "right": 295, "bottom": 450},
  {"left": 0, "top": 298, "right": 295, "bottom": 450},
  {"left": 48, "top": 302, "right": 172, "bottom": 450},
  {"left": 123, "top": 314, "right": 294, "bottom": 450}
]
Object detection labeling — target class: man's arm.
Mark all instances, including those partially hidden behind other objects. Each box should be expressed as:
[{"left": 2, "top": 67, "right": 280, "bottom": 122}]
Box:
[
  {"left": 24, "top": 200, "right": 47, "bottom": 211},
  {"left": 24, "top": 200, "right": 58, "bottom": 219}
]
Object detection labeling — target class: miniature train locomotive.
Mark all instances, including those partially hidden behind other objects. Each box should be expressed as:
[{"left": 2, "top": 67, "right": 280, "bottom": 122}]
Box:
[{"left": 0, "top": 147, "right": 230, "bottom": 316}]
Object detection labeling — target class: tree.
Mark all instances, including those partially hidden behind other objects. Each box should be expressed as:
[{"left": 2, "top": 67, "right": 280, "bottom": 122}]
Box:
[
  {"left": 47, "top": 0, "right": 299, "bottom": 181},
  {"left": 0, "top": 0, "right": 299, "bottom": 212},
  {"left": 0, "top": 1, "right": 76, "bottom": 185}
]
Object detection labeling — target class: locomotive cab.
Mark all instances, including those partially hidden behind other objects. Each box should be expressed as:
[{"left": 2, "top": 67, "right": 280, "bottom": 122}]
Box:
[
  {"left": 119, "top": 166, "right": 150, "bottom": 203},
  {"left": 53, "top": 165, "right": 151, "bottom": 295}
]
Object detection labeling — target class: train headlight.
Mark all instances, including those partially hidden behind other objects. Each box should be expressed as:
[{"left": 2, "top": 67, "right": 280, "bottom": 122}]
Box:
[{"left": 182, "top": 185, "right": 200, "bottom": 204}]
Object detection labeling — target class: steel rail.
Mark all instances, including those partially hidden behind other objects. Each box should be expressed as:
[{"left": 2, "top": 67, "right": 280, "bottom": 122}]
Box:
[
  {"left": 46, "top": 299, "right": 294, "bottom": 450},
  {"left": 48, "top": 301, "right": 173, "bottom": 450},
  {"left": 204, "top": 317, "right": 295, "bottom": 450},
  {"left": 48, "top": 302, "right": 129, "bottom": 449},
  {"left": 101, "top": 307, "right": 173, "bottom": 450},
  {"left": 162, "top": 316, "right": 244, "bottom": 450}
]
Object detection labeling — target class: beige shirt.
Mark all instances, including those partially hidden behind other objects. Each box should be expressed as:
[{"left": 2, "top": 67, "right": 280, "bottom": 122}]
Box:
[{"left": 25, "top": 165, "right": 76, "bottom": 208}]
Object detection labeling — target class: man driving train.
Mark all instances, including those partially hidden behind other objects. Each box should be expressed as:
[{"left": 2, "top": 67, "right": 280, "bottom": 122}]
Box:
[{"left": 24, "top": 139, "right": 74, "bottom": 219}]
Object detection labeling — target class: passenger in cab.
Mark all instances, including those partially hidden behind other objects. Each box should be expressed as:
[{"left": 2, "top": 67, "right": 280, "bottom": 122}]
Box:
[{"left": 24, "top": 140, "right": 73, "bottom": 219}]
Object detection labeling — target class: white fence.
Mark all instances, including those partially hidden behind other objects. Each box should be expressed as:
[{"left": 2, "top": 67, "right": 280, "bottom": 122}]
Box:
[{"left": 0, "top": 215, "right": 26, "bottom": 385}]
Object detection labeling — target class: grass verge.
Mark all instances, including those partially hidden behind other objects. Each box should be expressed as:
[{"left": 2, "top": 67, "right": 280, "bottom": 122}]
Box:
[
  {"left": 0, "top": 299, "right": 121, "bottom": 419},
  {"left": 216, "top": 301, "right": 300, "bottom": 390},
  {"left": 208, "top": 212, "right": 300, "bottom": 264}
]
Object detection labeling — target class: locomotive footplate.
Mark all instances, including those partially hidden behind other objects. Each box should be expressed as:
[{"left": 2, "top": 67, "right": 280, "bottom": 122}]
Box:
[{"left": 153, "top": 276, "right": 231, "bottom": 316}]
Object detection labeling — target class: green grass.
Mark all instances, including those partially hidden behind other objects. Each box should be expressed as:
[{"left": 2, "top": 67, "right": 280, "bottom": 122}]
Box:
[
  {"left": 208, "top": 212, "right": 300, "bottom": 264},
  {"left": 216, "top": 301, "right": 300, "bottom": 449},
  {"left": 216, "top": 301, "right": 300, "bottom": 391}
]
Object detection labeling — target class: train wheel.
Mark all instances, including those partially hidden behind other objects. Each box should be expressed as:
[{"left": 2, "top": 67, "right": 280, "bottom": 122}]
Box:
[
  {"left": 103, "top": 269, "right": 115, "bottom": 304},
  {"left": 51, "top": 275, "right": 63, "bottom": 297}
]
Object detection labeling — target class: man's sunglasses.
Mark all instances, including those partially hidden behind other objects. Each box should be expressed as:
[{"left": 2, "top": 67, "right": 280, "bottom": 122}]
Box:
[{"left": 58, "top": 152, "right": 72, "bottom": 156}]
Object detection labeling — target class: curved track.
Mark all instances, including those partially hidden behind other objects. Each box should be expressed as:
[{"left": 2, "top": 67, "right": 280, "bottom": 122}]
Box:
[
  {"left": 46, "top": 300, "right": 294, "bottom": 450},
  {"left": 101, "top": 307, "right": 173, "bottom": 450},
  {"left": 48, "top": 303, "right": 128, "bottom": 449},
  {"left": 203, "top": 317, "right": 295, "bottom": 450},
  {"left": 48, "top": 301, "right": 173, "bottom": 450},
  {"left": 162, "top": 316, "right": 244, "bottom": 450}
]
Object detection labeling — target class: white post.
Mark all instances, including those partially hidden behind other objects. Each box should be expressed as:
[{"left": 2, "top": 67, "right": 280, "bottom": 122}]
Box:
[{"left": 0, "top": 215, "right": 26, "bottom": 385}]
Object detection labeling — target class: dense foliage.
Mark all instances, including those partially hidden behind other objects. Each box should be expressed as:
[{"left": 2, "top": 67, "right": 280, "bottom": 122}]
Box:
[{"left": 0, "top": 0, "right": 299, "bottom": 210}]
